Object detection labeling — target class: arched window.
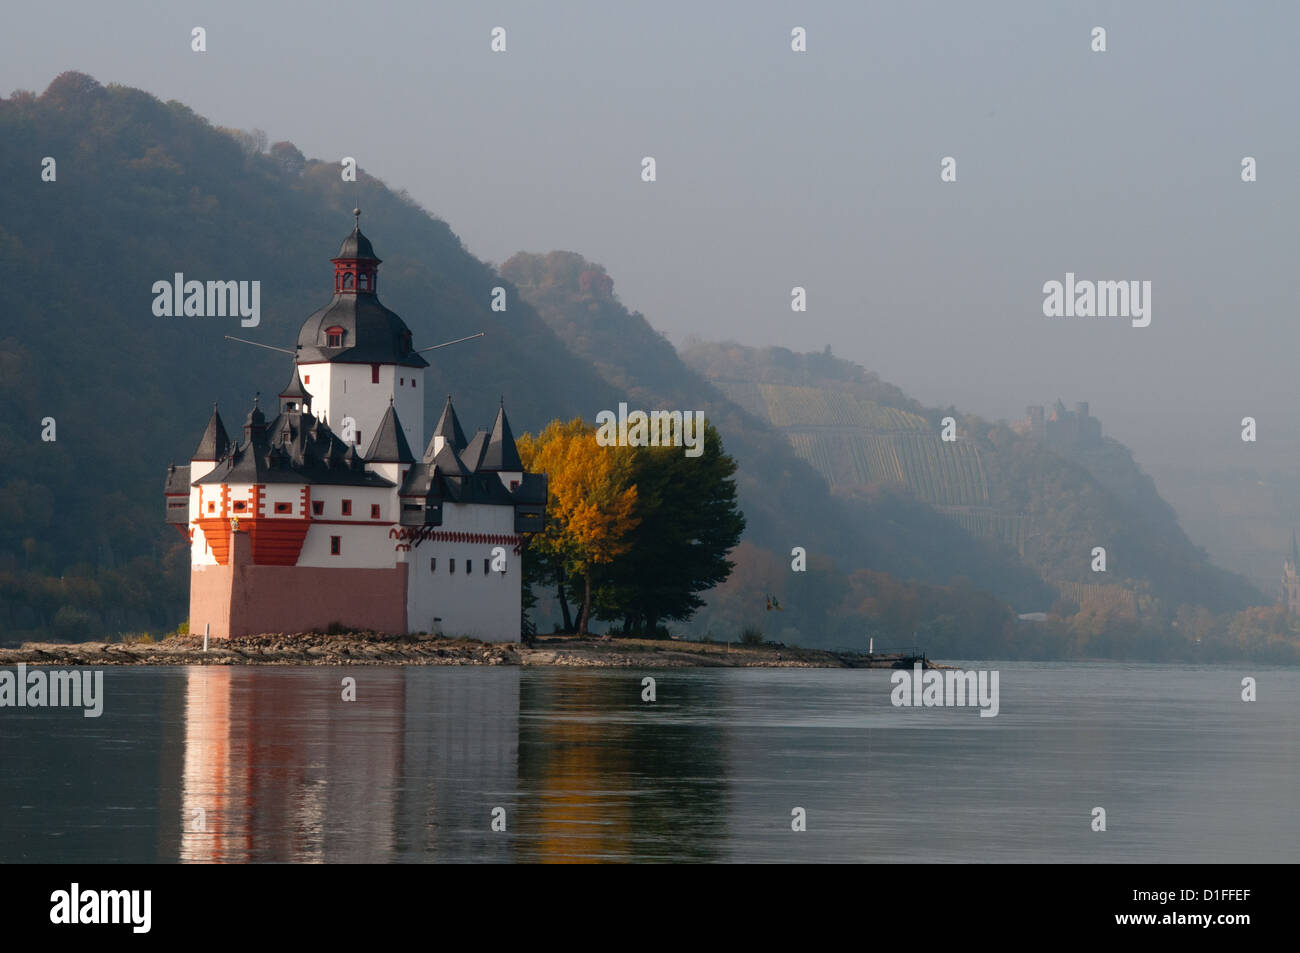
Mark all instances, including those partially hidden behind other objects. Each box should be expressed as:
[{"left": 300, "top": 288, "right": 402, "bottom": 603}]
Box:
[
  {"left": 342, "top": 273, "right": 354, "bottom": 290},
  {"left": 358, "top": 274, "right": 369, "bottom": 291}
]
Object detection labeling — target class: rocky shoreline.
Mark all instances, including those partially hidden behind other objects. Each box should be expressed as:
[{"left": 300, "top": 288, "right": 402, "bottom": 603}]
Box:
[{"left": 0, "top": 632, "right": 940, "bottom": 669}]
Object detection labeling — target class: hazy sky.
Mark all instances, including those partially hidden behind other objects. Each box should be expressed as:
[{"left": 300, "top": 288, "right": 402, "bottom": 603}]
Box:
[{"left": 5, "top": 0, "right": 1299, "bottom": 480}]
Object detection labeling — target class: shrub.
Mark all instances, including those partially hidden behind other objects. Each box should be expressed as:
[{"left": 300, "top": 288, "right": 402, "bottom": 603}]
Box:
[{"left": 740, "top": 626, "right": 764, "bottom": 646}]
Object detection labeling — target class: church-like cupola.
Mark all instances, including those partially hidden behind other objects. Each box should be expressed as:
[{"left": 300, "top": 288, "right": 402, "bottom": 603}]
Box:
[{"left": 332, "top": 208, "right": 380, "bottom": 295}]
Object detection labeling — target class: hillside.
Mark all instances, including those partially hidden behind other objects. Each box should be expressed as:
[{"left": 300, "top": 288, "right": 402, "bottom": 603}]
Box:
[
  {"left": 680, "top": 340, "right": 1262, "bottom": 617},
  {"left": 0, "top": 72, "right": 1270, "bottom": 659},
  {"left": 0, "top": 73, "right": 623, "bottom": 643},
  {"left": 501, "top": 252, "right": 1055, "bottom": 621}
]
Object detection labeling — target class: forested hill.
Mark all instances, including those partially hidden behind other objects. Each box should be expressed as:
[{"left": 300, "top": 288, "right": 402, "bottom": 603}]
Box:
[
  {"left": 0, "top": 72, "right": 622, "bottom": 642},
  {"left": 0, "top": 72, "right": 1267, "bottom": 657}
]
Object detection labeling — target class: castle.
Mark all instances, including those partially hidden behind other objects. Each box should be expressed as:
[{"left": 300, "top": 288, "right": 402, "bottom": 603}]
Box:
[
  {"left": 1011, "top": 399, "right": 1103, "bottom": 450},
  {"left": 1283, "top": 533, "right": 1300, "bottom": 615},
  {"left": 164, "top": 214, "right": 546, "bottom": 640}
]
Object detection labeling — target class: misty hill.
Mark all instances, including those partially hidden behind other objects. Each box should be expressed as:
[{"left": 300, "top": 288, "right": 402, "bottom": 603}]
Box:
[
  {"left": 682, "top": 340, "right": 1262, "bottom": 617},
  {"left": 501, "top": 251, "right": 1053, "bottom": 618},
  {"left": 0, "top": 72, "right": 1266, "bottom": 657}
]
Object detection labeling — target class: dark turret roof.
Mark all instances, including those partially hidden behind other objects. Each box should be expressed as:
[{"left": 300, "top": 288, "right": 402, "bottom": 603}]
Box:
[
  {"left": 279, "top": 367, "right": 310, "bottom": 399},
  {"left": 193, "top": 405, "right": 231, "bottom": 461},
  {"left": 295, "top": 294, "right": 428, "bottom": 367},
  {"left": 479, "top": 403, "right": 522, "bottom": 472},
  {"left": 296, "top": 217, "right": 427, "bottom": 367},
  {"left": 195, "top": 408, "right": 394, "bottom": 488},
  {"left": 364, "top": 402, "right": 415, "bottom": 464},
  {"left": 335, "top": 225, "right": 379, "bottom": 262},
  {"left": 431, "top": 395, "right": 468, "bottom": 451},
  {"left": 244, "top": 402, "right": 267, "bottom": 432}
]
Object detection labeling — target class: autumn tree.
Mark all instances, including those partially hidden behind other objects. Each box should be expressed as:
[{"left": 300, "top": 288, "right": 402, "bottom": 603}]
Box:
[
  {"left": 592, "top": 422, "right": 745, "bottom": 636},
  {"left": 518, "top": 418, "right": 639, "bottom": 634}
]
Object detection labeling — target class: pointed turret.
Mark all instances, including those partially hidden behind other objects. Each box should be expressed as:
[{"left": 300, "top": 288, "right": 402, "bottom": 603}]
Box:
[
  {"left": 479, "top": 400, "right": 523, "bottom": 472},
  {"left": 193, "top": 403, "right": 231, "bottom": 461},
  {"left": 243, "top": 394, "right": 267, "bottom": 442},
  {"left": 279, "top": 367, "right": 311, "bottom": 414},
  {"left": 365, "top": 400, "right": 416, "bottom": 464},
  {"left": 430, "top": 394, "right": 468, "bottom": 453}
]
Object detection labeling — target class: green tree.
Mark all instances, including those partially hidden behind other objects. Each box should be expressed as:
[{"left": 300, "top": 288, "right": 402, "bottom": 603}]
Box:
[{"left": 593, "top": 422, "right": 745, "bottom": 636}]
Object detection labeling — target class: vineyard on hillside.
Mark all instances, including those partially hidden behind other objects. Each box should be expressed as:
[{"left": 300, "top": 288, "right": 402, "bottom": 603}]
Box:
[{"left": 754, "top": 384, "right": 991, "bottom": 507}]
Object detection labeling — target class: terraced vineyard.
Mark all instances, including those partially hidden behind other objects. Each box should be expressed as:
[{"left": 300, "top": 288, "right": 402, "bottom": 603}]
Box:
[{"left": 750, "top": 384, "right": 991, "bottom": 507}]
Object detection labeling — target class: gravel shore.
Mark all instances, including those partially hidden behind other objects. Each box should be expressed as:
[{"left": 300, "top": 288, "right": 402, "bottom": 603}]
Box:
[{"left": 0, "top": 632, "right": 936, "bottom": 668}]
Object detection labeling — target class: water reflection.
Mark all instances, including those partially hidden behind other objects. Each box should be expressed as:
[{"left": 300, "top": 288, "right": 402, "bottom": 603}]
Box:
[{"left": 172, "top": 667, "right": 731, "bottom": 862}]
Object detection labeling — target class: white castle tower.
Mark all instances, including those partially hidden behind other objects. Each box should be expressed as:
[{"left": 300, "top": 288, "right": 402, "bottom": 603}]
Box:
[{"left": 293, "top": 209, "right": 426, "bottom": 453}]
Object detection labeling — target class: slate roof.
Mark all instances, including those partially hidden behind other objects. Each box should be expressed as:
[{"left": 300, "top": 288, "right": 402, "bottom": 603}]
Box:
[
  {"left": 335, "top": 224, "right": 379, "bottom": 262},
  {"left": 431, "top": 396, "right": 468, "bottom": 451},
  {"left": 165, "top": 463, "right": 192, "bottom": 495},
  {"left": 479, "top": 403, "right": 523, "bottom": 472},
  {"left": 195, "top": 403, "right": 394, "bottom": 488},
  {"left": 193, "top": 405, "right": 231, "bottom": 461},
  {"left": 279, "top": 367, "right": 310, "bottom": 400},
  {"left": 364, "top": 402, "right": 415, "bottom": 464},
  {"left": 460, "top": 431, "right": 488, "bottom": 472},
  {"left": 295, "top": 293, "right": 429, "bottom": 367},
  {"left": 295, "top": 220, "right": 427, "bottom": 367}
]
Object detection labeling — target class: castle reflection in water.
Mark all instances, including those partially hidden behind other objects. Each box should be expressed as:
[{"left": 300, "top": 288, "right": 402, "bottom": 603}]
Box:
[{"left": 170, "top": 667, "right": 729, "bottom": 863}]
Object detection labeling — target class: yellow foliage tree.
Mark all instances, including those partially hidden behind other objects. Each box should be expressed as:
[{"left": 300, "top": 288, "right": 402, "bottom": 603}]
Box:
[{"left": 518, "top": 418, "right": 640, "bottom": 634}]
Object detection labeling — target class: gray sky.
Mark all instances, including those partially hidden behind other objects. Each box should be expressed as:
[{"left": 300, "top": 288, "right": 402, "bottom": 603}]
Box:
[{"left": 5, "top": 0, "right": 1299, "bottom": 482}]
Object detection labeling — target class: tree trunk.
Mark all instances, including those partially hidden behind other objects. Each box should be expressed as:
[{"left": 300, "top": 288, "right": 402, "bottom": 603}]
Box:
[
  {"left": 556, "top": 565, "right": 573, "bottom": 632},
  {"left": 578, "top": 573, "right": 592, "bottom": 635}
]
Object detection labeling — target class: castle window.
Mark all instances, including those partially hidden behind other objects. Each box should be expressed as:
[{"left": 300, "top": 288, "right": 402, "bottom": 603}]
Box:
[
  {"left": 275, "top": 502, "right": 291, "bottom": 514},
  {"left": 304, "top": 375, "right": 310, "bottom": 384},
  {"left": 312, "top": 501, "right": 324, "bottom": 516},
  {"left": 341, "top": 499, "right": 352, "bottom": 516},
  {"left": 330, "top": 536, "right": 341, "bottom": 555},
  {"left": 233, "top": 501, "right": 247, "bottom": 512},
  {"left": 371, "top": 364, "right": 380, "bottom": 384},
  {"left": 510, "top": 480, "right": 520, "bottom": 491},
  {"left": 325, "top": 326, "right": 344, "bottom": 348},
  {"left": 450, "top": 559, "right": 455, "bottom": 575},
  {"left": 412, "top": 379, "right": 416, "bottom": 388},
  {"left": 400, "top": 377, "right": 404, "bottom": 386},
  {"left": 466, "top": 559, "right": 472, "bottom": 575},
  {"left": 370, "top": 504, "right": 381, "bottom": 519},
  {"left": 208, "top": 502, "right": 215, "bottom": 513},
  {"left": 358, "top": 274, "right": 369, "bottom": 291},
  {"left": 484, "top": 558, "right": 490, "bottom": 575},
  {"left": 342, "top": 273, "right": 353, "bottom": 290},
  {"left": 430, "top": 558, "right": 437, "bottom": 573}
]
